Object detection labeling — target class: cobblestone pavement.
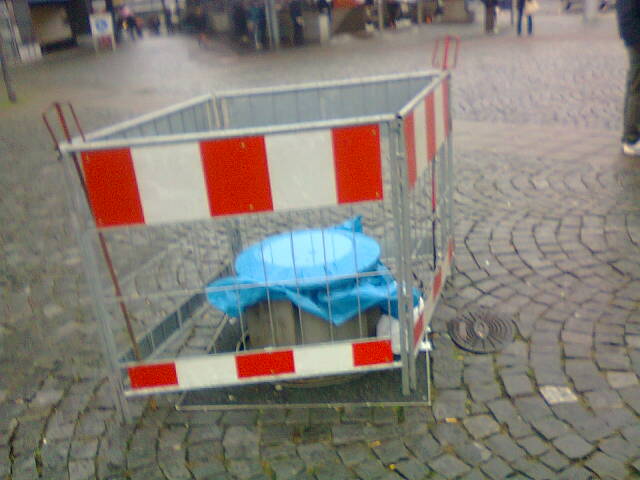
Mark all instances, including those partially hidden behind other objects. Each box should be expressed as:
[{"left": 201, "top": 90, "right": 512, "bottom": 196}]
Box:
[{"left": 3, "top": 3, "right": 640, "bottom": 479}]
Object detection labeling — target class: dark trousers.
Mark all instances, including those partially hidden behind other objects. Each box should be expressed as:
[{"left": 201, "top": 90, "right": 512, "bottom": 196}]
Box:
[
  {"left": 293, "top": 23, "right": 304, "bottom": 45},
  {"left": 624, "top": 47, "right": 640, "bottom": 144},
  {"left": 484, "top": 3, "right": 496, "bottom": 32},
  {"left": 517, "top": 8, "right": 532, "bottom": 35}
]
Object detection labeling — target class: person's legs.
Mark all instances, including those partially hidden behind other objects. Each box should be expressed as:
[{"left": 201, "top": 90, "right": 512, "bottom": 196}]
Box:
[
  {"left": 516, "top": 7, "right": 523, "bottom": 35},
  {"left": 623, "top": 48, "right": 640, "bottom": 147},
  {"left": 527, "top": 14, "right": 532, "bottom": 34}
]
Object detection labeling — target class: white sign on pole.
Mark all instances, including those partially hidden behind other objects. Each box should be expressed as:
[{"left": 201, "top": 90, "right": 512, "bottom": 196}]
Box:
[{"left": 90, "top": 13, "right": 116, "bottom": 51}]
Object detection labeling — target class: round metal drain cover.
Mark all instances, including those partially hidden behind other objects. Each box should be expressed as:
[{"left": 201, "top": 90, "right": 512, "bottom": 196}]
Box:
[{"left": 448, "top": 307, "right": 516, "bottom": 353}]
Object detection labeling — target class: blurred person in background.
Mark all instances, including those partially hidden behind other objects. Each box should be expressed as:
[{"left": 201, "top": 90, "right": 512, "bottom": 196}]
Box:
[{"left": 617, "top": 0, "right": 640, "bottom": 155}]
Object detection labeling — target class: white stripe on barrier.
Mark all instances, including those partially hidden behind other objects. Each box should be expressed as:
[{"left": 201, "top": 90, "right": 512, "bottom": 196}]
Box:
[
  {"left": 265, "top": 130, "right": 337, "bottom": 211},
  {"left": 176, "top": 354, "right": 237, "bottom": 389},
  {"left": 294, "top": 342, "right": 353, "bottom": 376},
  {"left": 413, "top": 99, "right": 429, "bottom": 177},
  {"left": 132, "top": 143, "right": 209, "bottom": 224}
]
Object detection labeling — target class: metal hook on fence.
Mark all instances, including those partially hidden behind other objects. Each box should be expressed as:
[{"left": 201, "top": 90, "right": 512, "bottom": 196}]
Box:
[
  {"left": 42, "top": 102, "right": 86, "bottom": 152},
  {"left": 432, "top": 35, "right": 461, "bottom": 70}
]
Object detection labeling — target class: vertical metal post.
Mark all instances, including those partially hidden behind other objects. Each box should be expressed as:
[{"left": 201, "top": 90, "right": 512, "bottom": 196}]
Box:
[
  {"left": 266, "top": 0, "right": 280, "bottom": 50},
  {"left": 388, "top": 119, "right": 411, "bottom": 395},
  {"left": 0, "top": 31, "right": 16, "bottom": 103},
  {"left": 445, "top": 73, "right": 456, "bottom": 278},
  {"left": 417, "top": 0, "right": 423, "bottom": 24},
  {"left": 378, "top": 0, "right": 385, "bottom": 30}
]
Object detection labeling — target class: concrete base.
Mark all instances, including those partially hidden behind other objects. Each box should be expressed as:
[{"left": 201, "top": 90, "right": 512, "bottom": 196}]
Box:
[{"left": 245, "top": 300, "right": 380, "bottom": 348}]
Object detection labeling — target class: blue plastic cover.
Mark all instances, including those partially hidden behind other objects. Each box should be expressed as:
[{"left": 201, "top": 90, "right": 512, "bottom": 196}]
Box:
[{"left": 206, "top": 218, "right": 418, "bottom": 325}]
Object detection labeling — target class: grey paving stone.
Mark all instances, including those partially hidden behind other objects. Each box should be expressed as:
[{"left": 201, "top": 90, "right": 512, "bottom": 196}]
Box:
[
  {"left": 468, "top": 382, "right": 502, "bottom": 403},
  {"left": 598, "top": 435, "right": 639, "bottom": 462},
  {"left": 511, "top": 458, "right": 555, "bottom": 480},
  {"left": 223, "top": 426, "right": 259, "bottom": 459},
  {"left": 517, "top": 435, "right": 550, "bottom": 456},
  {"left": 372, "top": 408, "right": 398, "bottom": 425},
  {"left": 453, "top": 441, "right": 491, "bottom": 466},
  {"left": 188, "top": 411, "right": 223, "bottom": 425},
  {"left": 501, "top": 373, "right": 534, "bottom": 397},
  {"left": 556, "top": 465, "right": 598, "bottom": 480},
  {"left": 480, "top": 456, "right": 512, "bottom": 479},
  {"left": 463, "top": 415, "right": 501, "bottom": 439},
  {"left": 308, "top": 408, "right": 341, "bottom": 425},
  {"left": 189, "top": 460, "right": 226, "bottom": 480},
  {"left": 129, "top": 465, "right": 166, "bottom": 480},
  {"left": 573, "top": 416, "right": 617, "bottom": 443},
  {"left": 261, "top": 443, "right": 298, "bottom": 461},
  {"left": 69, "top": 459, "right": 95, "bottom": 480},
  {"left": 259, "top": 409, "right": 287, "bottom": 425},
  {"left": 188, "top": 441, "right": 223, "bottom": 463},
  {"left": 434, "top": 423, "right": 471, "bottom": 447},
  {"left": 337, "top": 442, "right": 374, "bottom": 467},
  {"left": 485, "top": 434, "right": 527, "bottom": 462},
  {"left": 299, "top": 425, "right": 331, "bottom": 444},
  {"left": 70, "top": 438, "right": 99, "bottom": 459},
  {"left": 258, "top": 424, "right": 300, "bottom": 445},
  {"left": 597, "top": 406, "right": 638, "bottom": 430},
  {"left": 460, "top": 468, "right": 488, "bottom": 480},
  {"left": 539, "top": 448, "right": 570, "bottom": 472},
  {"left": 394, "top": 458, "right": 431, "bottom": 480},
  {"left": 313, "top": 461, "right": 357, "bottom": 480},
  {"left": 433, "top": 390, "right": 467, "bottom": 421},
  {"left": 222, "top": 410, "right": 258, "bottom": 426},
  {"left": 352, "top": 459, "right": 392, "bottom": 479},
  {"left": 227, "top": 458, "right": 264, "bottom": 479},
  {"left": 371, "top": 438, "right": 410, "bottom": 465},
  {"left": 268, "top": 457, "right": 306, "bottom": 480},
  {"left": 297, "top": 443, "right": 339, "bottom": 467},
  {"left": 622, "top": 424, "right": 640, "bottom": 444},
  {"left": 188, "top": 425, "right": 223, "bottom": 444},
  {"left": 584, "top": 389, "right": 623, "bottom": 409},
  {"left": 552, "top": 433, "right": 594, "bottom": 460},
  {"left": 285, "top": 409, "right": 309, "bottom": 425},
  {"left": 341, "top": 406, "right": 372, "bottom": 423},
  {"left": 530, "top": 416, "right": 571, "bottom": 440},
  {"left": 513, "top": 396, "right": 552, "bottom": 422},
  {"left": 403, "top": 433, "right": 442, "bottom": 462},
  {"left": 607, "top": 371, "right": 639, "bottom": 389},
  {"left": 584, "top": 452, "right": 629, "bottom": 479},
  {"left": 429, "top": 454, "right": 471, "bottom": 478},
  {"left": 12, "top": 455, "right": 39, "bottom": 480},
  {"left": 332, "top": 424, "right": 365, "bottom": 445}
]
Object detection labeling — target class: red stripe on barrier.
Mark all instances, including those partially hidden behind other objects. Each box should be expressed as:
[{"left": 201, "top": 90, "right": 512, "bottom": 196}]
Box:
[
  {"left": 403, "top": 113, "right": 417, "bottom": 188},
  {"left": 432, "top": 269, "right": 443, "bottom": 299},
  {"left": 425, "top": 93, "right": 437, "bottom": 163},
  {"left": 448, "top": 239, "right": 454, "bottom": 263},
  {"left": 332, "top": 125, "right": 383, "bottom": 203},
  {"left": 81, "top": 149, "right": 145, "bottom": 227},
  {"left": 442, "top": 79, "right": 450, "bottom": 137},
  {"left": 128, "top": 363, "right": 178, "bottom": 389},
  {"left": 413, "top": 312, "right": 425, "bottom": 348},
  {"left": 352, "top": 340, "right": 393, "bottom": 366},
  {"left": 200, "top": 137, "right": 273, "bottom": 216},
  {"left": 235, "top": 350, "right": 295, "bottom": 378}
]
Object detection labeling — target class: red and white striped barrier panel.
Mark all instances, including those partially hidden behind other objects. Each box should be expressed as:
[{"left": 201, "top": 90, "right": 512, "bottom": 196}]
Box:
[
  {"left": 413, "top": 238, "right": 454, "bottom": 353},
  {"left": 81, "top": 124, "right": 383, "bottom": 228},
  {"left": 125, "top": 338, "right": 396, "bottom": 395},
  {"left": 403, "top": 77, "right": 450, "bottom": 189}
]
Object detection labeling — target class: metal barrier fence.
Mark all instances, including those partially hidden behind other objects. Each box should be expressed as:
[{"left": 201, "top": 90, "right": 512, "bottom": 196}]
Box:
[{"left": 56, "top": 71, "right": 454, "bottom": 421}]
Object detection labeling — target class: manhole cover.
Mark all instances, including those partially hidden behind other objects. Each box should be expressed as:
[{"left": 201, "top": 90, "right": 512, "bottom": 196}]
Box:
[{"left": 447, "top": 307, "right": 516, "bottom": 353}]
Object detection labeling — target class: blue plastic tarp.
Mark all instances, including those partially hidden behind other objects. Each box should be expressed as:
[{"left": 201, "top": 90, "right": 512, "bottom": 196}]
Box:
[{"left": 206, "top": 218, "right": 419, "bottom": 325}]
